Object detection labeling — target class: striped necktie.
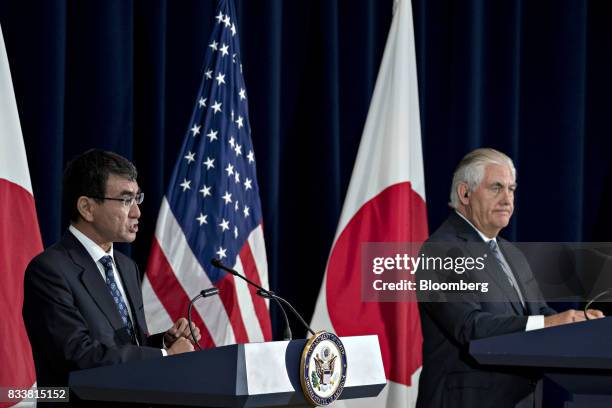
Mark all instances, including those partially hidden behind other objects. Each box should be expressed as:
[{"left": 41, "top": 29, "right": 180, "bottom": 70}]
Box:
[
  {"left": 487, "top": 240, "right": 526, "bottom": 309},
  {"left": 99, "top": 255, "right": 136, "bottom": 343}
]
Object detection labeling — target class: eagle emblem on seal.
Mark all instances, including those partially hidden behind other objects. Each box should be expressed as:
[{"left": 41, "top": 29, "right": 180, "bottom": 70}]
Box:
[
  {"left": 300, "top": 331, "right": 347, "bottom": 406},
  {"left": 314, "top": 346, "right": 338, "bottom": 385}
]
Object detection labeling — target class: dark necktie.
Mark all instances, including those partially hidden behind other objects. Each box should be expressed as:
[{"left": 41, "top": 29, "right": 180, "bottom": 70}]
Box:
[
  {"left": 99, "top": 255, "right": 136, "bottom": 342},
  {"left": 487, "top": 240, "right": 526, "bottom": 309}
]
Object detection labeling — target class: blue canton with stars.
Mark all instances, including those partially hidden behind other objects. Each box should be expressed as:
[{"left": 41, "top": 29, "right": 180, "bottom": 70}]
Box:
[{"left": 165, "top": 0, "right": 263, "bottom": 284}]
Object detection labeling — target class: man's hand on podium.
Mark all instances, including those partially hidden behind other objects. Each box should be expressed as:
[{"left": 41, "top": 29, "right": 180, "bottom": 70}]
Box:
[
  {"left": 167, "top": 337, "right": 195, "bottom": 355},
  {"left": 544, "top": 308, "right": 604, "bottom": 328}
]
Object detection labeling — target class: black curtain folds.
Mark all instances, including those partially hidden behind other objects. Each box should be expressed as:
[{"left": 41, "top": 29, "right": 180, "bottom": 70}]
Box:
[{"left": 2, "top": 0, "right": 612, "bottom": 338}]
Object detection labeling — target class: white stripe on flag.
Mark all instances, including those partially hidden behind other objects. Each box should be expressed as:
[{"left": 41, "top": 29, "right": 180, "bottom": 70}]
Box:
[
  {"left": 155, "top": 197, "right": 236, "bottom": 346},
  {"left": 233, "top": 256, "right": 264, "bottom": 343},
  {"left": 142, "top": 276, "right": 174, "bottom": 335},
  {"left": 247, "top": 225, "right": 270, "bottom": 308}
]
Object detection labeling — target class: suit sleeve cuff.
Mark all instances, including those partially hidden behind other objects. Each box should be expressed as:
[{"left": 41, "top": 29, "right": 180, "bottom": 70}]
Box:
[{"left": 525, "top": 315, "right": 545, "bottom": 331}]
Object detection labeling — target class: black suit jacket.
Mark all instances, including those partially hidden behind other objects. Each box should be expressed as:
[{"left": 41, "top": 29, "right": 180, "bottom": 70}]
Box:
[
  {"left": 416, "top": 212, "right": 556, "bottom": 408},
  {"left": 23, "top": 231, "right": 164, "bottom": 388}
]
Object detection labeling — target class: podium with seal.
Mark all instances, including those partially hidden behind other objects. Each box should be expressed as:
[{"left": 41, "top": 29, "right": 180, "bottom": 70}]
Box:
[{"left": 69, "top": 334, "right": 386, "bottom": 407}]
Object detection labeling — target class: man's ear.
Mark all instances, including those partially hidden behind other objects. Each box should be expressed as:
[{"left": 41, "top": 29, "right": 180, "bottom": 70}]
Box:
[
  {"left": 458, "top": 183, "right": 470, "bottom": 205},
  {"left": 76, "top": 196, "right": 95, "bottom": 222}
]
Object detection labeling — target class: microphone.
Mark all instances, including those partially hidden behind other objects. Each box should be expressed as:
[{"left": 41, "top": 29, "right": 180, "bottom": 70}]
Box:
[
  {"left": 255, "top": 289, "right": 316, "bottom": 338},
  {"left": 584, "top": 289, "right": 610, "bottom": 320},
  {"left": 211, "top": 258, "right": 293, "bottom": 340},
  {"left": 188, "top": 288, "right": 220, "bottom": 350},
  {"left": 211, "top": 258, "right": 316, "bottom": 338}
]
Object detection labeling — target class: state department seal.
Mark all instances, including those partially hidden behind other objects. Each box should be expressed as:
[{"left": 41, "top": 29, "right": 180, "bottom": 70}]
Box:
[{"left": 300, "top": 331, "right": 347, "bottom": 406}]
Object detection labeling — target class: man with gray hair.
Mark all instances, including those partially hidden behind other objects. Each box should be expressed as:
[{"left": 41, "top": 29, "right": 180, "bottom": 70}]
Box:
[{"left": 416, "top": 148, "right": 603, "bottom": 408}]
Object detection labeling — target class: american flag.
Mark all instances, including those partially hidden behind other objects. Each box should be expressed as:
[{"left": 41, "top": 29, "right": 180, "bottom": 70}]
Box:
[{"left": 142, "top": 0, "right": 272, "bottom": 347}]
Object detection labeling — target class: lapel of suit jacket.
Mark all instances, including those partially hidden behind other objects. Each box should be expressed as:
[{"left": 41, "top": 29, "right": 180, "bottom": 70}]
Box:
[
  {"left": 451, "top": 213, "right": 524, "bottom": 314},
  {"left": 63, "top": 232, "right": 126, "bottom": 332},
  {"left": 113, "top": 253, "right": 147, "bottom": 343}
]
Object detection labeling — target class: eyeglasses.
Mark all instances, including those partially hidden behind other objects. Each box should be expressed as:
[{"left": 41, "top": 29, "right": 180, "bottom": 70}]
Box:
[{"left": 89, "top": 192, "right": 144, "bottom": 208}]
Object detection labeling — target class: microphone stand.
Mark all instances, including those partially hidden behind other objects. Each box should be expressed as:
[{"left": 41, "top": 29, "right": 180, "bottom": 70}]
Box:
[
  {"left": 211, "top": 258, "right": 316, "bottom": 338},
  {"left": 256, "top": 290, "right": 315, "bottom": 336},
  {"left": 188, "top": 288, "right": 220, "bottom": 350}
]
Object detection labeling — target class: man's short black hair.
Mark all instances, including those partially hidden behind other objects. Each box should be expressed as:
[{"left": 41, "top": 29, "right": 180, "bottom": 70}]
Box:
[{"left": 63, "top": 149, "right": 138, "bottom": 222}]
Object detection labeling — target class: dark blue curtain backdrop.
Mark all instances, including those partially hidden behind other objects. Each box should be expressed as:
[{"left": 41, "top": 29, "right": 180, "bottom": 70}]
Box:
[{"left": 2, "top": 0, "right": 612, "bottom": 337}]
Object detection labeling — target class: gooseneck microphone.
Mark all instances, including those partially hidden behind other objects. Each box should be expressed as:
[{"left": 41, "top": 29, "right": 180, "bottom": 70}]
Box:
[
  {"left": 211, "top": 258, "right": 293, "bottom": 340},
  {"left": 584, "top": 289, "right": 610, "bottom": 320},
  {"left": 255, "top": 289, "right": 315, "bottom": 336},
  {"left": 188, "top": 287, "right": 220, "bottom": 350},
  {"left": 271, "top": 297, "right": 293, "bottom": 340},
  {"left": 211, "top": 258, "right": 316, "bottom": 338}
]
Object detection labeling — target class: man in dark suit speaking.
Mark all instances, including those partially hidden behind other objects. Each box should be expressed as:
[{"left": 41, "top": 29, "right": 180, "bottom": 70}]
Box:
[
  {"left": 416, "top": 148, "right": 603, "bottom": 408},
  {"left": 23, "top": 149, "right": 200, "bottom": 389}
]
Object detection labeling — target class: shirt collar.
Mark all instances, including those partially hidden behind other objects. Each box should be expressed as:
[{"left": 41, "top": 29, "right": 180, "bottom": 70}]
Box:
[
  {"left": 68, "top": 225, "right": 114, "bottom": 264},
  {"left": 454, "top": 210, "right": 497, "bottom": 243}
]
